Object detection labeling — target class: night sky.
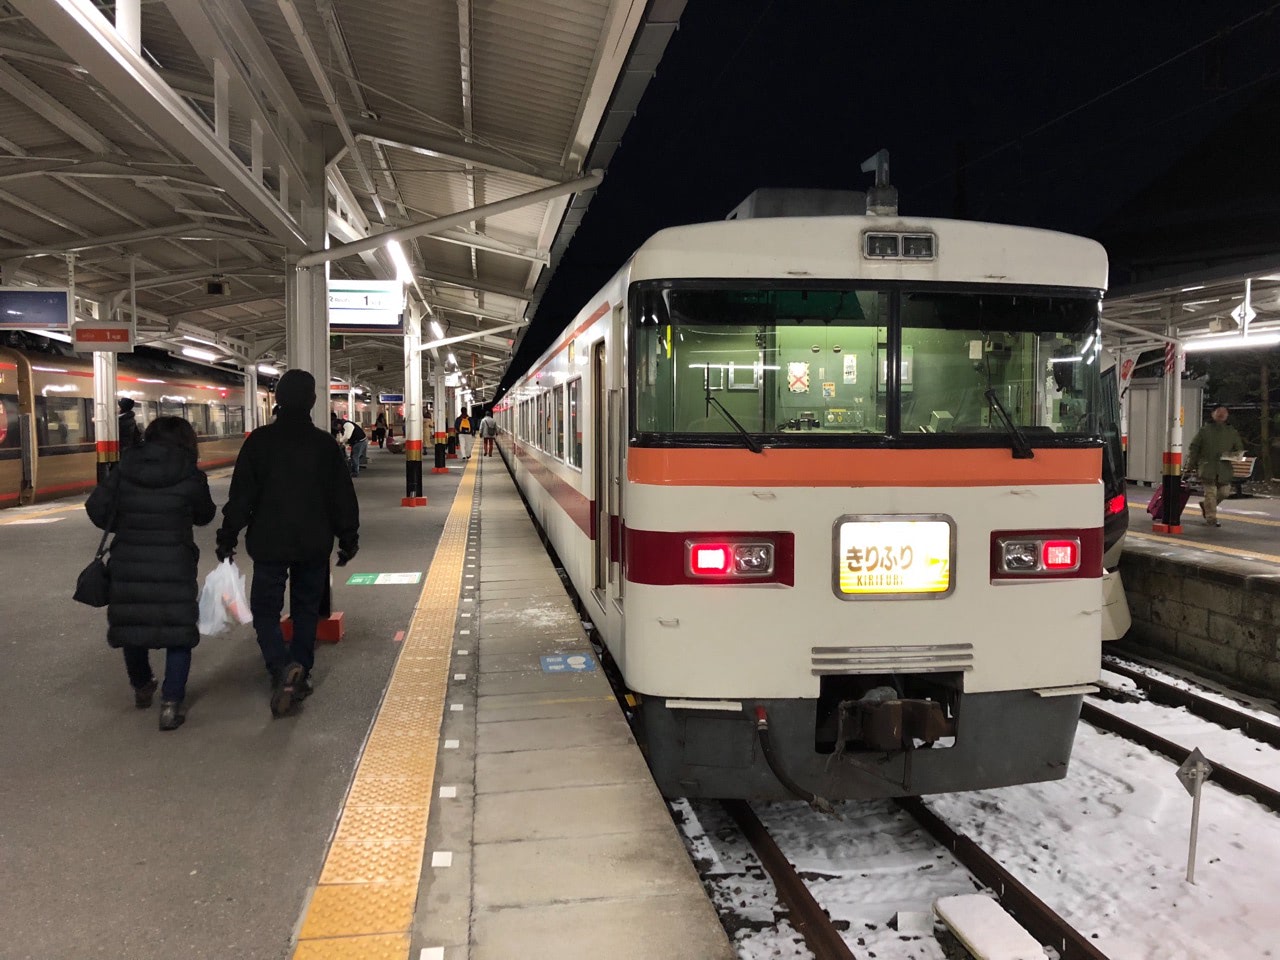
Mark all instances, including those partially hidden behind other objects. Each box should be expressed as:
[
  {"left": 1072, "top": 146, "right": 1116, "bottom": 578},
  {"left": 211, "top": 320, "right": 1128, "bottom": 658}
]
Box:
[{"left": 502, "top": 0, "right": 1280, "bottom": 394}]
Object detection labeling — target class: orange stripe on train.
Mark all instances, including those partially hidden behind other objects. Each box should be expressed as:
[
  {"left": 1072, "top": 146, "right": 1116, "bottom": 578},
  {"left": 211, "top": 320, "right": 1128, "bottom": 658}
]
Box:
[{"left": 628, "top": 447, "right": 1101, "bottom": 487}]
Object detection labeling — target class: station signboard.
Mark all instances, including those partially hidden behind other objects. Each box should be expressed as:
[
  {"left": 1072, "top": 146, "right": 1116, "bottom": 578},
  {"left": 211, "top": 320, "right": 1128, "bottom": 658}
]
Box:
[
  {"left": 378, "top": 393, "right": 405, "bottom": 404},
  {"left": 328, "top": 279, "right": 404, "bottom": 334},
  {"left": 72, "top": 322, "right": 134, "bottom": 352},
  {"left": 0, "top": 287, "right": 73, "bottom": 331}
]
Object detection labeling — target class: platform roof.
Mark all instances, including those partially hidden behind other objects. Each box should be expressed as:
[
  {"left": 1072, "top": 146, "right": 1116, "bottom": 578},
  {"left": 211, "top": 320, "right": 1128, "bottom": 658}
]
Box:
[{"left": 0, "top": 0, "right": 683, "bottom": 401}]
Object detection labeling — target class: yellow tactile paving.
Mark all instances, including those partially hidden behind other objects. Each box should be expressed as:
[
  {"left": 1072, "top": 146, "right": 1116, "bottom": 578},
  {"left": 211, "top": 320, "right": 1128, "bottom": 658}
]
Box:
[
  {"left": 319, "top": 841, "right": 426, "bottom": 885},
  {"left": 333, "top": 806, "right": 431, "bottom": 845},
  {"left": 297, "top": 882, "right": 419, "bottom": 939},
  {"left": 1129, "top": 530, "right": 1280, "bottom": 566},
  {"left": 291, "top": 458, "right": 478, "bottom": 959},
  {"left": 292, "top": 934, "right": 411, "bottom": 960}
]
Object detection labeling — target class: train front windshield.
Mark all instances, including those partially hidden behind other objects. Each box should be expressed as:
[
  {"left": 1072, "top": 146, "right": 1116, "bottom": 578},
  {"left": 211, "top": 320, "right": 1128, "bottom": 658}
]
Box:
[{"left": 632, "top": 283, "right": 1103, "bottom": 445}]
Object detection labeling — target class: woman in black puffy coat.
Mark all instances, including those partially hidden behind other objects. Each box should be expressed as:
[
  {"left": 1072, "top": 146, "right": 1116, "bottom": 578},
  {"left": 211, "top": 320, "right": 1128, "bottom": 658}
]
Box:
[{"left": 86, "top": 416, "right": 216, "bottom": 731}]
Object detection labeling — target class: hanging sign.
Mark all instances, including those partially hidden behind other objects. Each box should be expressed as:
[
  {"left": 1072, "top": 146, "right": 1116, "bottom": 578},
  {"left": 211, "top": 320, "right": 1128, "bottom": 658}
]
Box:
[
  {"left": 328, "top": 280, "right": 405, "bottom": 333},
  {"left": 72, "top": 322, "right": 134, "bottom": 352},
  {"left": 378, "top": 394, "right": 405, "bottom": 404}
]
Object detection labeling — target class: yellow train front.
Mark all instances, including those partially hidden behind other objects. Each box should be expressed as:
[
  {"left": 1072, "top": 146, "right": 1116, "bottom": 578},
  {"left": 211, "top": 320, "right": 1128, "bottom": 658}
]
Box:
[{"left": 502, "top": 213, "right": 1109, "bottom": 800}]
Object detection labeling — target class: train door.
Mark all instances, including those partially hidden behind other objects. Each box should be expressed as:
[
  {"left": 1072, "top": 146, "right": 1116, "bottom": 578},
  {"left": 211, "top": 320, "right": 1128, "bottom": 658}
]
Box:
[
  {"left": 0, "top": 347, "right": 37, "bottom": 505},
  {"left": 593, "top": 341, "right": 608, "bottom": 593}
]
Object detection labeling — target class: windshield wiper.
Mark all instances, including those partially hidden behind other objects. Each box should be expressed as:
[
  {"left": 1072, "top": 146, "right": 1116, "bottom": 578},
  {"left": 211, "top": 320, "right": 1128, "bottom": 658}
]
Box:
[
  {"left": 985, "top": 388, "right": 1034, "bottom": 460},
  {"left": 705, "top": 384, "right": 763, "bottom": 454}
]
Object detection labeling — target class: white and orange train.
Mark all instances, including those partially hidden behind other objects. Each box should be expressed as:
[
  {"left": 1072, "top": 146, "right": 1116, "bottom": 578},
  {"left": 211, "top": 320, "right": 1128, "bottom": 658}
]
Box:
[
  {"left": 497, "top": 208, "right": 1116, "bottom": 800},
  {"left": 0, "top": 343, "right": 383, "bottom": 506}
]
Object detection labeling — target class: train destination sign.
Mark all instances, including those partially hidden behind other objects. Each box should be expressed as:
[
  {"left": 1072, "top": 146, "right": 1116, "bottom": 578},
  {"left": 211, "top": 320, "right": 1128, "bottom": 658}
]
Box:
[
  {"left": 328, "top": 279, "right": 405, "bottom": 334},
  {"left": 834, "top": 516, "right": 954, "bottom": 597},
  {"left": 0, "top": 287, "right": 73, "bottom": 331}
]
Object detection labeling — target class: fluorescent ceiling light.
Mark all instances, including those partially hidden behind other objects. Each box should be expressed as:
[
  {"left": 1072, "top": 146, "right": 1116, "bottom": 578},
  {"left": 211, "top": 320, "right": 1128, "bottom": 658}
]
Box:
[
  {"left": 183, "top": 335, "right": 218, "bottom": 347},
  {"left": 257, "top": 364, "right": 280, "bottom": 376},
  {"left": 1183, "top": 333, "right": 1280, "bottom": 353},
  {"left": 387, "top": 240, "right": 414, "bottom": 285},
  {"left": 430, "top": 320, "right": 444, "bottom": 339},
  {"left": 448, "top": 352, "right": 457, "bottom": 366},
  {"left": 29, "top": 329, "right": 72, "bottom": 343},
  {"left": 182, "top": 346, "right": 219, "bottom": 362}
]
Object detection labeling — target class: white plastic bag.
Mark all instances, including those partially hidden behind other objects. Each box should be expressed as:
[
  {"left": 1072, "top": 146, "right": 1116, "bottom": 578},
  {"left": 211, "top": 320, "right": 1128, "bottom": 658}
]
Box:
[{"left": 198, "top": 559, "right": 252, "bottom": 636}]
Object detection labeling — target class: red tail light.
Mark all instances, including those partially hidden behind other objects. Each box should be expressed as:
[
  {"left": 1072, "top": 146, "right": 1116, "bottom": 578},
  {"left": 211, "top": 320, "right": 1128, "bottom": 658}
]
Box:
[
  {"left": 688, "top": 543, "right": 734, "bottom": 576},
  {"left": 1105, "top": 493, "right": 1126, "bottom": 516},
  {"left": 1040, "top": 540, "right": 1079, "bottom": 570}
]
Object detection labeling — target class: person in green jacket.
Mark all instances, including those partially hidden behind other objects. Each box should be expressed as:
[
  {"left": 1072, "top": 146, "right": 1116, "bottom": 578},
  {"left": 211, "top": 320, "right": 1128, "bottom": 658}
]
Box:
[{"left": 1186, "top": 406, "right": 1244, "bottom": 526}]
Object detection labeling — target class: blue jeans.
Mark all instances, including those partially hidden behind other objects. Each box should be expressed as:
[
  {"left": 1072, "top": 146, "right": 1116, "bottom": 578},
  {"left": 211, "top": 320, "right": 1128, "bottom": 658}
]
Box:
[
  {"left": 250, "top": 558, "right": 327, "bottom": 676},
  {"left": 123, "top": 647, "right": 191, "bottom": 701},
  {"left": 349, "top": 438, "right": 369, "bottom": 476}
]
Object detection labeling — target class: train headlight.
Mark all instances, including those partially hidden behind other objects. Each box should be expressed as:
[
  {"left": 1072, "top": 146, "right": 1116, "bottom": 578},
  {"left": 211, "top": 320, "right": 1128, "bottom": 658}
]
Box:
[
  {"left": 733, "top": 543, "right": 774, "bottom": 575},
  {"left": 1000, "top": 540, "right": 1040, "bottom": 571}
]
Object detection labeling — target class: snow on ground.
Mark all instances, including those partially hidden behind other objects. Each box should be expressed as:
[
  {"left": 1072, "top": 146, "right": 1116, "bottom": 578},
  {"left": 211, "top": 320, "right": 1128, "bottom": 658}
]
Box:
[{"left": 677, "top": 693, "right": 1280, "bottom": 960}]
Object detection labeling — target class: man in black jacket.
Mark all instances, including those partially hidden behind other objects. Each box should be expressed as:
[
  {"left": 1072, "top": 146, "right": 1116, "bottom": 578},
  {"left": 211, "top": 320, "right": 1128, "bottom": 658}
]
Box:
[
  {"left": 117, "top": 398, "right": 143, "bottom": 450},
  {"left": 215, "top": 369, "right": 360, "bottom": 717}
]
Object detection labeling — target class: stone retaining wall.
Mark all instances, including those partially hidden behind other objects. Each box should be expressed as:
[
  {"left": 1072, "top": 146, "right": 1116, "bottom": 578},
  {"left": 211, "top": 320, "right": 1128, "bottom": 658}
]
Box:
[{"left": 1118, "top": 538, "right": 1280, "bottom": 700}]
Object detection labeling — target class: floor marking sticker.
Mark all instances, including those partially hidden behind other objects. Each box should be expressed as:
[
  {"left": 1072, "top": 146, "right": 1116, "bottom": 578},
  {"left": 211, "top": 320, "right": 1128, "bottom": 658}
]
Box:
[
  {"left": 540, "top": 653, "right": 598, "bottom": 673},
  {"left": 393, "top": 631, "right": 406, "bottom": 642},
  {"left": 439, "top": 786, "right": 457, "bottom": 798},
  {"left": 430, "top": 852, "right": 453, "bottom": 868},
  {"left": 346, "top": 572, "right": 423, "bottom": 585}
]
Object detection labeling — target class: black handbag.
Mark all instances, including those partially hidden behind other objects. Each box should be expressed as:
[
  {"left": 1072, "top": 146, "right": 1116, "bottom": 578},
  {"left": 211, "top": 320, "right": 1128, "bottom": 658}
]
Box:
[{"left": 74, "top": 499, "right": 115, "bottom": 608}]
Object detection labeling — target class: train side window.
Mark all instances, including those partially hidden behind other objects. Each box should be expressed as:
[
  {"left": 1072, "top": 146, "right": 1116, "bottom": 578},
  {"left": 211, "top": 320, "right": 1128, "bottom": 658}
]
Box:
[
  {"left": 209, "top": 403, "right": 228, "bottom": 436},
  {"left": 145, "top": 401, "right": 159, "bottom": 426},
  {"left": 567, "top": 379, "right": 582, "bottom": 468},
  {"left": 159, "top": 399, "right": 184, "bottom": 420},
  {"left": 227, "top": 405, "right": 245, "bottom": 435},
  {"left": 554, "top": 385, "right": 565, "bottom": 460},
  {"left": 37, "top": 395, "right": 87, "bottom": 445},
  {"left": 186, "top": 403, "right": 210, "bottom": 435},
  {"left": 0, "top": 394, "right": 18, "bottom": 449}
]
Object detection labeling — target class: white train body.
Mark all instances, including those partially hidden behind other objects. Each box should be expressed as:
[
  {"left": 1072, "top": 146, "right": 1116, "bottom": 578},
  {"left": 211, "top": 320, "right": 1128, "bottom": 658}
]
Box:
[{"left": 500, "top": 215, "right": 1108, "bottom": 799}]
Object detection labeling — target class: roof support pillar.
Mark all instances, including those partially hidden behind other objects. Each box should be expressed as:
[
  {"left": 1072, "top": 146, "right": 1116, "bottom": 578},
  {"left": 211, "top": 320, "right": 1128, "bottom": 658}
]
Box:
[
  {"left": 403, "top": 301, "right": 425, "bottom": 501},
  {"left": 285, "top": 144, "right": 330, "bottom": 429}
]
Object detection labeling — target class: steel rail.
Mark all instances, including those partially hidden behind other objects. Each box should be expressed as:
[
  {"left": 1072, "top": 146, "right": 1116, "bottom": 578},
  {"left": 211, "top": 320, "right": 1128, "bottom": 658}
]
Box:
[
  {"left": 1101, "top": 657, "right": 1280, "bottom": 749},
  {"left": 720, "top": 800, "right": 857, "bottom": 960},
  {"left": 1080, "top": 702, "right": 1280, "bottom": 814},
  {"left": 895, "top": 797, "right": 1112, "bottom": 960}
]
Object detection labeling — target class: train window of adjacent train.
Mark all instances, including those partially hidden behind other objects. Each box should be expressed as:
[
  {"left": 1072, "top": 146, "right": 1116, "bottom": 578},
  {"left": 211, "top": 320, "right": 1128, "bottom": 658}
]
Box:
[
  {"left": 898, "top": 291, "right": 1101, "bottom": 436},
  {"left": 208, "top": 403, "right": 228, "bottom": 436},
  {"left": 0, "top": 395, "right": 18, "bottom": 449},
  {"left": 36, "top": 395, "right": 89, "bottom": 446},
  {"left": 144, "top": 401, "right": 159, "bottom": 426},
  {"left": 159, "top": 399, "right": 185, "bottom": 420},
  {"left": 227, "top": 405, "right": 245, "bottom": 436},
  {"left": 186, "top": 403, "right": 210, "bottom": 435},
  {"left": 567, "top": 379, "right": 582, "bottom": 468},
  {"left": 554, "top": 385, "right": 565, "bottom": 460}
]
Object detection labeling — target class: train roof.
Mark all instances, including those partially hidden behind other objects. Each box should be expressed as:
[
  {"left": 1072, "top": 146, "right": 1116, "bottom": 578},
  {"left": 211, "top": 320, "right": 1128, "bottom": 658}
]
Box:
[{"left": 628, "top": 216, "right": 1108, "bottom": 292}]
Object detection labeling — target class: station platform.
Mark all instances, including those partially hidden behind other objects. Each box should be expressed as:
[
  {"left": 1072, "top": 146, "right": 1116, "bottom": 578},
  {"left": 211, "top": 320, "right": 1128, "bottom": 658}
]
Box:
[
  {"left": 0, "top": 447, "right": 731, "bottom": 959},
  {"left": 1125, "top": 479, "right": 1280, "bottom": 565}
]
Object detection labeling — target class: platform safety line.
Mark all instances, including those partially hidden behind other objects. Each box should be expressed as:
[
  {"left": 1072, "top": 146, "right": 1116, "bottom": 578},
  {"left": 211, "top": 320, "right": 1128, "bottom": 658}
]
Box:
[
  {"left": 1129, "top": 530, "right": 1280, "bottom": 567},
  {"left": 0, "top": 501, "right": 83, "bottom": 524},
  {"left": 290, "top": 457, "right": 478, "bottom": 960}
]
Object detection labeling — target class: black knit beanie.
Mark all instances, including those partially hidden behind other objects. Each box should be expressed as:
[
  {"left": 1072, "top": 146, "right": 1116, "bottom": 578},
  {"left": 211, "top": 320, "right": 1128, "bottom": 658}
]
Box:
[
  {"left": 275, "top": 369, "right": 316, "bottom": 411},
  {"left": 117, "top": 397, "right": 135, "bottom": 412}
]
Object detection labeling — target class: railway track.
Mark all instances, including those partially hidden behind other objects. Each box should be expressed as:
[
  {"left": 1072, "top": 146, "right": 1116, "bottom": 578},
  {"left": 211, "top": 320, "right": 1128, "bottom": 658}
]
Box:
[
  {"left": 1085, "top": 658, "right": 1280, "bottom": 814},
  {"left": 719, "top": 797, "right": 1110, "bottom": 960}
]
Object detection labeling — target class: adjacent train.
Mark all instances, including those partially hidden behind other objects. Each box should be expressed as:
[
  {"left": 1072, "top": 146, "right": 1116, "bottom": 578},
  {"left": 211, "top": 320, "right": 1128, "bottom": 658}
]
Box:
[
  {"left": 0, "top": 342, "right": 267, "bottom": 506},
  {"left": 498, "top": 206, "right": 1115, "bottom": 800}
]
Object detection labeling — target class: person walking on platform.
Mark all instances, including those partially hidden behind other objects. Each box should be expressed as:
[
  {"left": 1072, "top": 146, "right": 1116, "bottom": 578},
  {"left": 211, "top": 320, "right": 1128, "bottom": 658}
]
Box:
[
  {"left": 478, "top": 408, "right": 497, "bottom": 457},
  {"left": 333, "top": 414, "right": 369, "bottom": 477},
  {"left": 117, "top": 397, "right": 143, "bottom": 451},
  {"left": 1186, "top": 405, "right": 1244, "bottom": 527},
  {"left": 216, "top": 370, "right": 360, "bottom": 718},
  {"left": 455, "top": 410, "right": 474, "bottom": 459},
  {"left": 86, "top": 416, "right": 216, "bottom": 731}
]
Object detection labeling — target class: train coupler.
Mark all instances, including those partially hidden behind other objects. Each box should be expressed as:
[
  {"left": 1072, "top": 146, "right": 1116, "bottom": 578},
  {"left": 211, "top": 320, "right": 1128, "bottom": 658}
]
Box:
[{"left": 835, "top": 691, "right": 954, "bottom": 753}]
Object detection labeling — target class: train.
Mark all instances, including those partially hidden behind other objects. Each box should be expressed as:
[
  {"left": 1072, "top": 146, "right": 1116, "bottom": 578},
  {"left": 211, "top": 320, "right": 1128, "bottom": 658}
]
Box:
[
  {"left": 497, "top": 198, "right": 1118, "bottom": 801},
  {"left": 0, "top": 337, "right": 390, "bottom": 507}
]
